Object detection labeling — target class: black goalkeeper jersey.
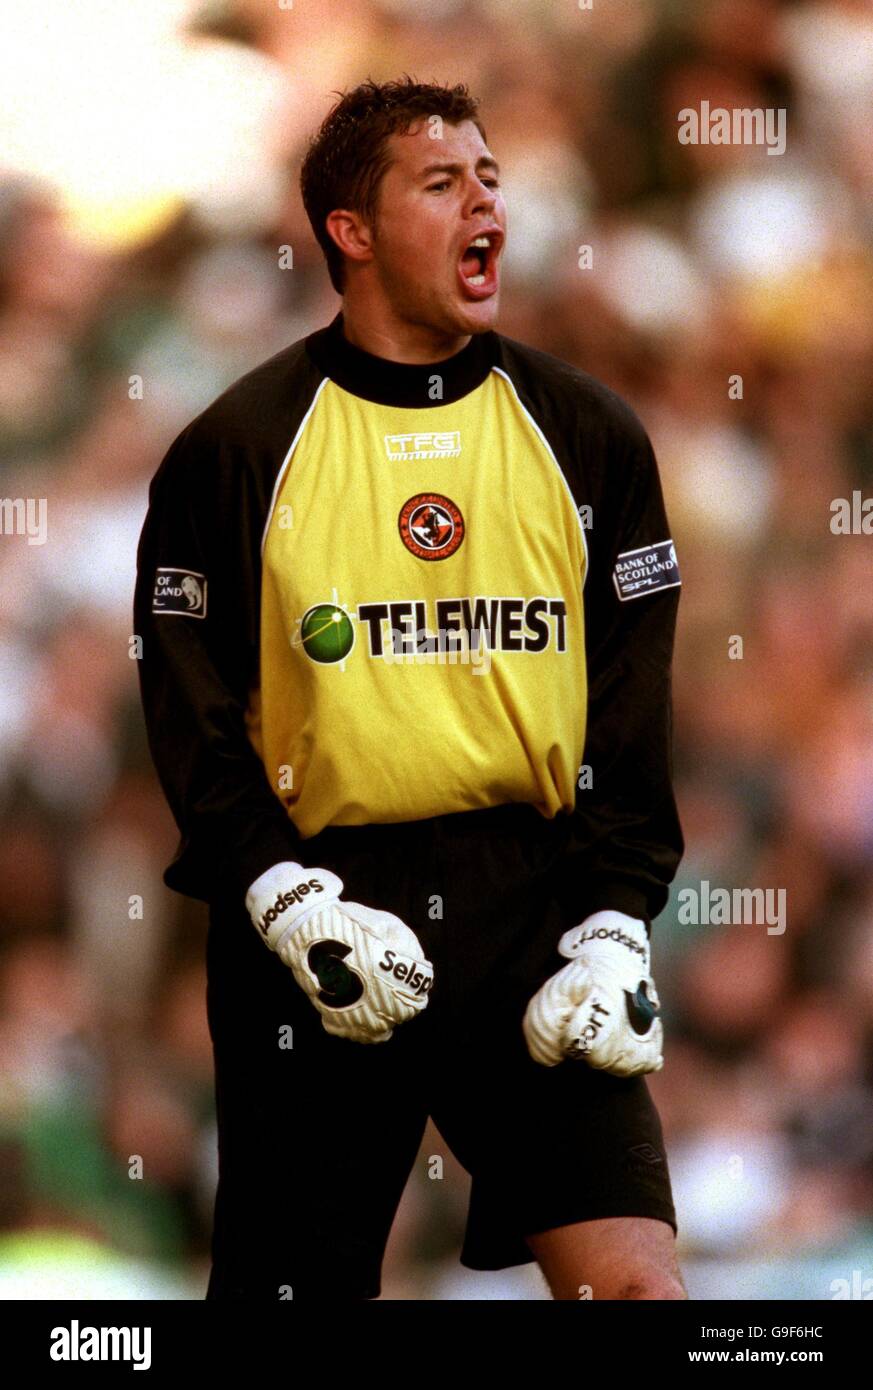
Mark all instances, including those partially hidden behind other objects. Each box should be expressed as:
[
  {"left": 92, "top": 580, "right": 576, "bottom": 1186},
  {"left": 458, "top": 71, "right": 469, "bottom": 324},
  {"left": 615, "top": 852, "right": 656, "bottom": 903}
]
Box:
[{"left": 133, "top": 311, "right": 684, "bottom": 930}]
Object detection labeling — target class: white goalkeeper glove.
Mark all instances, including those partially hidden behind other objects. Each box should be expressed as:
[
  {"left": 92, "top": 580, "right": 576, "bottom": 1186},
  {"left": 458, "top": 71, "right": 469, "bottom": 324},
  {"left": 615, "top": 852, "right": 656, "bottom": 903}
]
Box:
[
  {"left": 522, "top": 910, "right": 663, "bottom": 1076},
  {"left": 245, "top": 861, "right": 434, "bottom": 1044}
]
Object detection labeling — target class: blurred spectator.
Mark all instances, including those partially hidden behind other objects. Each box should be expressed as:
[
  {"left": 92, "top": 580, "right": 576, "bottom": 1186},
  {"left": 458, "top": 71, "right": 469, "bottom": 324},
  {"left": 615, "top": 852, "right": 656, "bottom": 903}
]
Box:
[{"left": 1, "top": 0, "right": 872, "bottom": 1298}]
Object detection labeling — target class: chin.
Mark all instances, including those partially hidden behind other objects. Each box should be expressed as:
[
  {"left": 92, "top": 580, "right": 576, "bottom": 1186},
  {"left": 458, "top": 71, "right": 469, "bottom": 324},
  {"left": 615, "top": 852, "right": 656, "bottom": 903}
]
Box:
[{"left": 450, "top": 293, "right": 500, "bottom": 335}]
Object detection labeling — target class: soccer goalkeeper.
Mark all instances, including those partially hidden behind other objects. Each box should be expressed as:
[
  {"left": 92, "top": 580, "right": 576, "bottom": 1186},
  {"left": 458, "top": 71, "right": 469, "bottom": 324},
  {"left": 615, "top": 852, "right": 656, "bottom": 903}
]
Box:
[{"left": 134, "top": 77, "right": 687, "bottom": 1301}]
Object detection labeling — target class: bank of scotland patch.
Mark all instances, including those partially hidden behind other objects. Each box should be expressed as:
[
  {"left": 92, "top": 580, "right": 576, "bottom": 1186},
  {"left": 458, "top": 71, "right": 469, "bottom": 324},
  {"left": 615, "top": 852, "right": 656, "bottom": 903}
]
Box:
[
  {"left": 153, "top": 567, "right": 207, "bottom": 617},
  {"left": 613, "top": 541, "right": 680, "bottom": 601}
]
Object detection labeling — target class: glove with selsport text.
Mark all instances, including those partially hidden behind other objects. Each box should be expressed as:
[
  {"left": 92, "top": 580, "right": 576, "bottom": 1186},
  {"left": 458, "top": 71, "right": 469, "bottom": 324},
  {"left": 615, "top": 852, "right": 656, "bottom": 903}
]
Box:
[
  {"left": 245, "top": 861, "right": 434, "bottom": 1044},
  {"left": 522, "top": 910, "right": 663, "bottom": 1076}
]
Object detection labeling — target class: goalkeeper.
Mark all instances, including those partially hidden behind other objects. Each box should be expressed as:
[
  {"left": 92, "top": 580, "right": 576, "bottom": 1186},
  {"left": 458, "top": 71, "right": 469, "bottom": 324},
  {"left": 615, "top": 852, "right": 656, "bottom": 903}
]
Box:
[{"left": 134, "top": 77, "right": 686, "bottom": 1301}]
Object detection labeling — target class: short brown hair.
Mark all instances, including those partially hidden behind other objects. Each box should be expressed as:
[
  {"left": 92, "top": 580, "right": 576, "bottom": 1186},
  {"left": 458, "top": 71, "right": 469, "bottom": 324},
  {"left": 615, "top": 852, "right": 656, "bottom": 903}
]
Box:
[{"left": 300, "top": 76, "right": 485, "bottom": 293}]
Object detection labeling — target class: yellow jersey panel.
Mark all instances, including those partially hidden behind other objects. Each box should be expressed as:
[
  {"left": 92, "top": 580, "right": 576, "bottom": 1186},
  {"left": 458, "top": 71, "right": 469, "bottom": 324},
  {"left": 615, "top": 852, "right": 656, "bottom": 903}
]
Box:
[{"left": 254, "top": 372, "right": 587, "bottom": 837}]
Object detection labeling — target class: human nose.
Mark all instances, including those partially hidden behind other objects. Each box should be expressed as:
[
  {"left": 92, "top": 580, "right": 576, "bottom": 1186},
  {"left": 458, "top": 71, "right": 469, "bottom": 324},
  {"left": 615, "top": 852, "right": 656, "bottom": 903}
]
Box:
[{"left": 464, "top": 174, "right": 497, "bottom": 218}]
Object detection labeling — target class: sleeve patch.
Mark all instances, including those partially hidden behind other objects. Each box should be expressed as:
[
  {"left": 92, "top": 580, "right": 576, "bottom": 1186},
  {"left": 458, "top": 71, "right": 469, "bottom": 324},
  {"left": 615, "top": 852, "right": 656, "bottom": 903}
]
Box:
[
  {"left": 153, "top": 568, "right": 207, "bottom": 617},
  {"left": 613, "top": 541, "right": 680, "bottom": 602}
]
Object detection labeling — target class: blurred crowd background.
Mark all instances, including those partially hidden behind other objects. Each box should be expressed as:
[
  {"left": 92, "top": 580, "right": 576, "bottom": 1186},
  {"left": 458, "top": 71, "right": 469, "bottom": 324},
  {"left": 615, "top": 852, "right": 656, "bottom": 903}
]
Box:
[{"left": 1, "top": 0, "right": 873, "bottom": 1299}]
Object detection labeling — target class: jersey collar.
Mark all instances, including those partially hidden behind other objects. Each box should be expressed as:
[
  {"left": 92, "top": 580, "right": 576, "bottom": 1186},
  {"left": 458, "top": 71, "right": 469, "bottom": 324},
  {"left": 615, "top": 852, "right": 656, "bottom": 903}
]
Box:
[{"left": 306, "top": 310, "right": 498, "bottom": 407}]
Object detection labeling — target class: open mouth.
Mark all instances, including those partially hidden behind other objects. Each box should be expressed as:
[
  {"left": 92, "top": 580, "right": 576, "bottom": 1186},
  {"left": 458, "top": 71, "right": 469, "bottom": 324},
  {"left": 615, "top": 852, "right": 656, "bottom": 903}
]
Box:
[{"left": 458, "top": 231, "right": 502, "bottom": 299}]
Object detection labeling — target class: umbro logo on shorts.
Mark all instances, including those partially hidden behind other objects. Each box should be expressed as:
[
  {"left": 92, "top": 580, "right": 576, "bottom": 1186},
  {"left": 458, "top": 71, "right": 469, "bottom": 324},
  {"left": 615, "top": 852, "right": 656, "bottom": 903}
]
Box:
[{"left": 627, "top": 1143, "right": 664, "bottom": 1165}]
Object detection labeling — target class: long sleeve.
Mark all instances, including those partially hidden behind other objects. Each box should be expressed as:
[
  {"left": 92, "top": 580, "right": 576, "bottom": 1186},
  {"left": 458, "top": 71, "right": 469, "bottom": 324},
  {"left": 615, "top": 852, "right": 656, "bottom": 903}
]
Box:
[
  {"left": 133, "top": 420, "right": 304, "bottom": 906},
  {"left": 559, "top": 414, "right": 684, "bottom": 934}
]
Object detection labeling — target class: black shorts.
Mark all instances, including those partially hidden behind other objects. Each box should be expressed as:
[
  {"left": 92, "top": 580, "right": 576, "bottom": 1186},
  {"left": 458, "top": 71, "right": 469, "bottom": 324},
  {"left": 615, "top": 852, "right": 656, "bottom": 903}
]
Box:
[{"left": 204, "top": 802, "right": 677, "bottom": 1300}]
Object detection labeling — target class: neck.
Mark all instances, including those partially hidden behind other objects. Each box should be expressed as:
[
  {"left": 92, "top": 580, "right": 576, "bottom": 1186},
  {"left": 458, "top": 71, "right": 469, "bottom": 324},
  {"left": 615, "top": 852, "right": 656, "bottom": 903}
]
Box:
[
  {"left": 339, "top": 291, "right": 471, "bottom": 364},
  {"left": 307, "top": 310, "right": 498, "bottom": 409}
]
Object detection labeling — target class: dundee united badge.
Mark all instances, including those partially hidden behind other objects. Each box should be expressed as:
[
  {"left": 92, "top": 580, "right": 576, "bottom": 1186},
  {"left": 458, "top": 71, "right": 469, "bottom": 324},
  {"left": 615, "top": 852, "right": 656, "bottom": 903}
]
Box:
[{"left": 398, "top": 492, "right": 465, "bottom": 560}]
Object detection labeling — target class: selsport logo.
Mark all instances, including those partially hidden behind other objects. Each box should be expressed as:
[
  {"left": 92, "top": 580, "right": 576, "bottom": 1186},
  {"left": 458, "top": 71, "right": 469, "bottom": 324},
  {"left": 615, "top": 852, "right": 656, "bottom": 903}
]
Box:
[
  {"left": 385, "top": 431, "right": 460, "bottom": 460},
  {"left": 378, "top": 947, "right": 433, "bottom": 998},
  {"left": 257, "top": 879, "right": 326, "bottom": 936}
]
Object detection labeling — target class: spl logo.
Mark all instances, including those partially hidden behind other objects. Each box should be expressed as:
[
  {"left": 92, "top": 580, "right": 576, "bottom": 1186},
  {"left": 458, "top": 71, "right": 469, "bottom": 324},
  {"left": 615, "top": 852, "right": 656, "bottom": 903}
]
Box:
[{"left": 398, "top": 493, "right": 464, "bottom": 560}]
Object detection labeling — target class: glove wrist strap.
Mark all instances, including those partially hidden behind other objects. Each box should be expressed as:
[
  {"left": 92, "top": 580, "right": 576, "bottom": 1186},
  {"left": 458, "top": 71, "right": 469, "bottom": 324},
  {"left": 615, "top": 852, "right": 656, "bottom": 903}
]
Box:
[
  {"left": 558, "top": 910, "right": 650, "bottom": 967},
  {"left": 245, "top": 861, "right": 344, "bottom": 951}
]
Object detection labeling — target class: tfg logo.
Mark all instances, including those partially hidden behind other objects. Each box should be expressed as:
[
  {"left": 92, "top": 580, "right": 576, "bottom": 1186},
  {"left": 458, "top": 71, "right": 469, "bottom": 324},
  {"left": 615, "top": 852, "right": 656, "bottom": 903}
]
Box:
[{"left": 385, "top": 431, "right": 461, "bottom": 460}]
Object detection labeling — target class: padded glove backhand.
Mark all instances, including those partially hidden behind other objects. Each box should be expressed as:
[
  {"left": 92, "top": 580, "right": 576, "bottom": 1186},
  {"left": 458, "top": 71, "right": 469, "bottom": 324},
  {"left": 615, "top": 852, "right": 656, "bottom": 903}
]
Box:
[
  {"left": 522, "top": 910, "right": 663, "bottom": 1076},
  {"left": 246, "top": 862, "right": 434, "bottom": 1044}
]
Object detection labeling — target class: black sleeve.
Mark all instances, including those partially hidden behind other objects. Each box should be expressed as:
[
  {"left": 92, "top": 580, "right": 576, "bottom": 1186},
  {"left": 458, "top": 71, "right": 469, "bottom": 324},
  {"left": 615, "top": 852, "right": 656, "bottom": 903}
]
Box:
[
  {"left": 133, "top": 420, "right": 304, "bottom": 907},
  {"left": 558, "top": 411, "right": 684, "bottom": 935}
]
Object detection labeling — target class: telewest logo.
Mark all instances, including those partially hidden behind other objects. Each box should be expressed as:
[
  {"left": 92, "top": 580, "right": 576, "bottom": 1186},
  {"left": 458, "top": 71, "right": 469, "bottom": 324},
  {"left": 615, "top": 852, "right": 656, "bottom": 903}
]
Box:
[
  {"left": 385, "top": 431, "right": 461, "bottom": 460},
  {"left": 358, "top": 596, "right": 568, "bottom": 656},
  {"left": 258, "top": 878, "right": 325, "bottom": 934},
  {"left": 378, "top": 947, "right": 433, "bottom": 997}
]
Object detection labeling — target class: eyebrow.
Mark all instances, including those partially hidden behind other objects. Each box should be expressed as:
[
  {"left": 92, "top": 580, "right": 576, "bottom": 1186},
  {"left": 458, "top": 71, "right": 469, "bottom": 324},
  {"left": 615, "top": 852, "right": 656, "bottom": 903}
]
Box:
[{"left": 417, "top": 156, "right": 501, "bottom": 180}]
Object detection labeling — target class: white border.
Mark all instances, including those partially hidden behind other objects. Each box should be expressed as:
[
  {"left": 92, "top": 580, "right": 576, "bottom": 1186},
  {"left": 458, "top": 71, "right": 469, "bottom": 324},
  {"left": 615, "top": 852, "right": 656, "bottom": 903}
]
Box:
[
  {"left": 260, "top": 376, "right": 330, "bottom": 557},
  {"left": 490, "top": 367, "right": 590, "bottom": 589}
]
